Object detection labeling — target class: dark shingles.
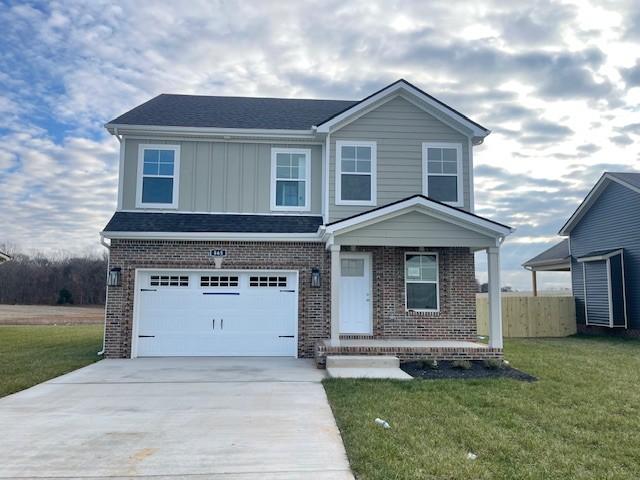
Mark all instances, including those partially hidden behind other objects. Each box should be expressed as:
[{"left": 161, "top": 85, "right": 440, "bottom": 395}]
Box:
[
  {"left": 522, "top": 239, "right": 569, "bottom": 268},
  {"left": 107, "top": 94, "right": 358, "bottom": 130},
  {"left": 103, "top": 212, "right": 323, "bottom": 234}
]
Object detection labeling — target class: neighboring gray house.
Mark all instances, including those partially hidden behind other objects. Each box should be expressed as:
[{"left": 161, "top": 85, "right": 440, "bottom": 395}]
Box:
[
  {"left": 100, "top": 79, "right": 512, "bottom": 363},
  {"left": 531, "top": 172, "right": 640, "bottom": 334}
]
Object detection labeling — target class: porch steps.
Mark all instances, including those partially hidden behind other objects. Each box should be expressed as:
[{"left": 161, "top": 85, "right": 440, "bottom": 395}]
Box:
[{"left": 326, "top": 355, "right": 412, "bottom": 380}]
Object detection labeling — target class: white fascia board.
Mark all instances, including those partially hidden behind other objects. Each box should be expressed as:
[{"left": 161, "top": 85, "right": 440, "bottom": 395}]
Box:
[
  {"left": 577, "top": 249, "right": 624, "bottom": 263},
  {"left": 559, "top": 174, "right": 640, "bottom": 235},
  {"left": 314, "top": 81, "right": 489, "bottom": 138},
  {"left": 105, "top": 123, "right": 316, "bottom": 139},
  {"left": 101, "top": 231, "right": 322, "bottom": 242},
  {"left": 324, "top": 196, "right": 512, "bottom": 238}
]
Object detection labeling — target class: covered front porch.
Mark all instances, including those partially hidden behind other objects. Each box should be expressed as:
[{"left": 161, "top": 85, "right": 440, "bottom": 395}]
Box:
[{"left": 317, "top": 195, "right": 512, "bottom": 366}]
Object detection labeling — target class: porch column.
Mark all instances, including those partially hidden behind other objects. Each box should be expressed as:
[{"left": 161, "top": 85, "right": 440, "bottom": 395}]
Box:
[
  {"left": 531, "top": 270, "right": 538, "bottom": 297},
  {"left": 330, "top": 244, "right": 341, "bottom": 346},
  {"left": 487, "top": 246, "right": 503, "bottom": 349}
]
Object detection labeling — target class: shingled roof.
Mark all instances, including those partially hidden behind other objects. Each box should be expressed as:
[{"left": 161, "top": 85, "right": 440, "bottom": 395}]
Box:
[
  {"left": 103, "top": 212, "right": 323, "bottom": 234},
  {"left": 107, "top": 94, "right": 358, "bottom": 130}
]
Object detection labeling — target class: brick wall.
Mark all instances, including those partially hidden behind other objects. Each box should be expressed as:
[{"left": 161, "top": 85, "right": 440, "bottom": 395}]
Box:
[
  {"left": 105, "top": 240, "right": 330, "bottom": 358},
  {"left": 105, "top": 241, "right": 477, "bottom": 359}
]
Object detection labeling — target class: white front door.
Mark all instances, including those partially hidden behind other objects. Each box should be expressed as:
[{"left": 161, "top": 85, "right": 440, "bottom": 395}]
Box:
[{"left": 339, "top": 253, "right": 372, "bottom": 334}]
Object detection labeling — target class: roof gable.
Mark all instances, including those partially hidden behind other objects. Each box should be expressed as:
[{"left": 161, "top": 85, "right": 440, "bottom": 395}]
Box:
[
  {"left": 559, "top": 172, "right": 640, "bottom": 235},
  {"left": 314, "top": 79, "right": 490, "bottom": 139}
]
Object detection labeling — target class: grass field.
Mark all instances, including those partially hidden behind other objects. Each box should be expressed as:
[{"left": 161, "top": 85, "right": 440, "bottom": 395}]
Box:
[
  {"left": 0, "top": 305, "right": 104, "bottom": 325},
  {"left": 0, "top": 324, "right": 103, "bottom": 397},
  {"left": 324, "top": 336, "right": 640, "bottom": 480}
]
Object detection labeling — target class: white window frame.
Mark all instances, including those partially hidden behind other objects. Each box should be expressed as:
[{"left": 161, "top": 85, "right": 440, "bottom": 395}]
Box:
[
  {"left": 404, "top": 252, "right": 440, "bottom": 313},
  {"left": 136, "top": 144, "right": 181, "bottom": 209},
  {"left": 422, "top": 142, "right": 464, "bottom": 207},
  {"left": 335, "top": 140, "right": 377, "bottom": 206},
  {"left": 270, "top": 148, "right": 311, "bottom": 211}
]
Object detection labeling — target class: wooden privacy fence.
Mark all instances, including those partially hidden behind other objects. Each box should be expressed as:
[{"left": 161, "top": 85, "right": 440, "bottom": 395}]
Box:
[{"left": 476, "top": 295, "right": 576, "bottom": 337}]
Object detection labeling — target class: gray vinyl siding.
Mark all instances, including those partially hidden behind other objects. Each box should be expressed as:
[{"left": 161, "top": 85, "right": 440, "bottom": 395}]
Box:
[
  {"left": 570, "top": 181, "right": 640, "bottom": 329},
  {"left": 610, "top": 254, "right": 626, "bottom": 326},
  {"left": 121, "top": 138, "right": 322, "bottom": 214},
  {"left": 334, "top": 211, "right": 495, "bottom": 247},
  {"left": 584, "top": 260, "right": 610, "bottom": 326},
  {"left": 328, "top": 94, "right": 471, "bottom": 223}
]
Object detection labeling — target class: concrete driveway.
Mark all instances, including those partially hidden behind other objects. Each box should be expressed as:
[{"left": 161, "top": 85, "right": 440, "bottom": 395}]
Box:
[{"left": 0, "top": 358, "right": 353, "bottom": 479}]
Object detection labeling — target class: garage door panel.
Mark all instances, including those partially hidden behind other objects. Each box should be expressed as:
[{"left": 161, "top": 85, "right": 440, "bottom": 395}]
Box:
[{"left": 135, "top": 271, "right": 298, "bottom": 357}]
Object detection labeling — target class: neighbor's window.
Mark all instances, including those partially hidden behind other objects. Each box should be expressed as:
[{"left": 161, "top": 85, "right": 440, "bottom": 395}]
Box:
[
  {"left": 336, "top": 141, "right": 376, "bottom": 205},
  {"left": 405, "top": 253, "right": 439, "bottom": 311},
  {"left": 423, "top": 143, "right": 462, "bottom": 205},
  {"left": 138, "top": 145, "right": 180, "bottom": 208},
  {"left": 271, "top": 148, "right": 310, "bottom": 210}
]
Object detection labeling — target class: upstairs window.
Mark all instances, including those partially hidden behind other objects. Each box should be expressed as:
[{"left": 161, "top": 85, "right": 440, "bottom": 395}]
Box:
[
  {"left": 336, "top": 141, "right": 376, "bottom": 206},
  {"left": 137, "top": 145, "right": 180, "bottom": 208},
  {"left": 422, "top": 143, "right": 463, "bottom": 206},
  {"left": 271, "top": 148, "right": 311, "bottom": 211}
]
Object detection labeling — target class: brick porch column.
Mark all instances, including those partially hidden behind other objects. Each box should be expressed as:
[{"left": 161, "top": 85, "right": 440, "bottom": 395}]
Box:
[
  {"left": 487, "top": 246, "right": 503, "bottom": 349},
  {"left": 330, "top": 244, "right": 341, "bottom": 346}
]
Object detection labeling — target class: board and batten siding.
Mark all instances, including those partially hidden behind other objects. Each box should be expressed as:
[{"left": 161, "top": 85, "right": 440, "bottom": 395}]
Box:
[
  {"left": 570, "top": 181, "right": 640, "bottom": 329},
  {"left": 121, "top": 138, "right": 323, "bottom": 214},
  {"left": 334, "top": 211, "right": 495, "bottom": 247},
  {"left": 328, "top": 95, "right": 471, "bottom": 223}
]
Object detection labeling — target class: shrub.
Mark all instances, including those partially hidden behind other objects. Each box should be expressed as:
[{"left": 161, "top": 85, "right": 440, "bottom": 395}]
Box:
[
  {"left": 451, "top": 360, "right": 472, "bottom": 370},
  {"left": 417, "top": 359, "right": 439, "bottom": 370},
  {"left": 483, "top": 359, "right": 505, "bottom": 370}
]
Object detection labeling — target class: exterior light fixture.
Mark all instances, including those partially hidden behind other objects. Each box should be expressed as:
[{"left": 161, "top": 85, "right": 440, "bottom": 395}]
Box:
[
  {"left": 107, "top": 267, "right": 122, "bottom": 287},
  {"left": 311, "top": 267, "right": 321, "bottom": 288}
]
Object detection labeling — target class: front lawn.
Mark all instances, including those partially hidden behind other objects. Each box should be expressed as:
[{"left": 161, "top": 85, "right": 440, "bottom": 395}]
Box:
[
  {"left": 324, "top": 336, "right": 640, "bottom": 479},
  {"left": 0, "top": 324, "right": 103, "bottom": 397}
]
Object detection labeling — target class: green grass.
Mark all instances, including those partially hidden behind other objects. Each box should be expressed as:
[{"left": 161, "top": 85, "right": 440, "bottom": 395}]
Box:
[
  {"left": 0, "top": 324, "right": 103, "bottom": 397},
  {"left": 324, "top": 336, "right": 640, "bottom": 480}
]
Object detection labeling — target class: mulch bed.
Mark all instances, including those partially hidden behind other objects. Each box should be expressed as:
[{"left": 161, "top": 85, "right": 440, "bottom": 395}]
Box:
[{"left": 401, "top": 360, "right": 537, "bottom": 382}]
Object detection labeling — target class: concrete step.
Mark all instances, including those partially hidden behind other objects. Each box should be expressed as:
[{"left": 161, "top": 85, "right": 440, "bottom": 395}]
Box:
[
  {"left": 326, "top": 367, "right": 412, "bottom": 380},
  {"left": 326, "top": 355, "right": 400, "bottom": 369}
]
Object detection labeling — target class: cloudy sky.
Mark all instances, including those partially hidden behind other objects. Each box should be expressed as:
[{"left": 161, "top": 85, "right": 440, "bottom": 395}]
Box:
[{"left": 1, "top": 0, "right": 639, "bottom": 290}]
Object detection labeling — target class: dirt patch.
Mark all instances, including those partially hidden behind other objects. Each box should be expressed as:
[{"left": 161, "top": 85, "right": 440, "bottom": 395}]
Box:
[
  {"left": 401, "top": 360, "right": 537, "bottom": 382},
  {"left": 0, "top": 305, "right": 104, "bottom": 325}
]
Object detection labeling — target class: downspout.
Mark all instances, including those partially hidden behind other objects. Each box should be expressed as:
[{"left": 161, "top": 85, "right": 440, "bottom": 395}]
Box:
[{"left": 98, "top": 234, "right": 110, "bottom": 356}]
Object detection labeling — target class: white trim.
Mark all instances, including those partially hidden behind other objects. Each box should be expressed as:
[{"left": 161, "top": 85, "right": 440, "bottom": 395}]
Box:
[
  {"left": 422, "top": 142, "right": 464, "bottom": 207},
  {"left": 314, "top": 80, "right": 489, "bottom": 138},
  {"left": 324, "top": 196, "right": 512, "bottom": 237},
  {"left": 323, "top": 133, "right": 330, "bottom": 223},
  {"left": 621, "top": 250, "right": 628, "bottom": 328},
  {"left": 136, "top": 144, "right": 181, "bottom": 209},
  {"left": 117, "top": 137, "right": 125, "bottom": 210},
  {"left": 101, "top": 231, "right": 321, "bottom": 241},
  {"left": 339, "top": 252, "right": 373, "bottom": 334},
  {"left": 404, "top": 251, "right": 440, "bottom": 313},
  {"left": 582, "top": 263, "right": 588, "bottom": 325},
  {"left": 576, "top": 249, "right": 624, "bottom": 262},
  {"left": 270, "top": 148, "right": 311, "bottom": 212},
  {"left": 131, "top": 268, "right": 299, "bottom": 359},
  {"left": 122, "top": 134, "right": 323, "bottom": 145},
  {"left": 335, "top": 140, "right": 377, "bottom": 206},
  {"left": 468, "top": 137, "right": 475, "bottom": 212},
  {"left": 107, "top": 123, "right": 315, "bottom": 138},
  {"left": 117, "top": 208, "right": 320, "bottom": 216},
  {"left": 606, "top": 258, "right": 613, "bottom": 327},
  {"left": 559, "top": 173, "right": 640, "bottom": 235}
]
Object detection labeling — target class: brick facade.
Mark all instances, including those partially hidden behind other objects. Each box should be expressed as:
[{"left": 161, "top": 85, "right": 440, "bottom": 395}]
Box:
[{"left": 105, "top": 241, "right": 481, "bottom": 359}]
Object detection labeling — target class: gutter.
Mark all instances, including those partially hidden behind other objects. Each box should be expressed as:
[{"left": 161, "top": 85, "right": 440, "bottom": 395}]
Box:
[{"left": 97, "top": 234, "right": 110, "bottom": 356}]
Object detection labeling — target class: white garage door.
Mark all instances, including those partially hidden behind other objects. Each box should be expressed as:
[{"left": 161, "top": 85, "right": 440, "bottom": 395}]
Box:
[{"left": 134, "top": 270, "right": 298, "bottom": 357}]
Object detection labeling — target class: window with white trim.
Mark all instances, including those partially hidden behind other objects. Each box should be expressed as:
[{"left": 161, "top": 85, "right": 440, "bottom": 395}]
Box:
[
  {"left": 150, "top": 275, "right": 189, "bottom": 287},
  {"left": 336, "top": 141, "right": 376, "bottom": 205},
  {"left": 271, "top": 148, "right": 311, "bottom": 210},
  {"left": 422, "top": 143, "right": 462, "bottom": 206},
  {"left": 137, "top": 145, "right": 180, "bottom": 208},
  {"left": 405, "top": 253, "right": 439, "bottom": 311}
]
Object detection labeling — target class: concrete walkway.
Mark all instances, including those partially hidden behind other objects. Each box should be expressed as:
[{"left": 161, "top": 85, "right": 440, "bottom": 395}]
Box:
[{"left": 0, "top": 358, "right": 353, "bottom": 479}]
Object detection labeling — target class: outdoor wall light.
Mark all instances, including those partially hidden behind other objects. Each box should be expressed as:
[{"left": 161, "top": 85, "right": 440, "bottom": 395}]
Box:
[
  {"left": 107, "top": 267, "right": 122, "bottom": 287},
  {"left": 311, "top": 267, "right": 321, "bottom": 288}
]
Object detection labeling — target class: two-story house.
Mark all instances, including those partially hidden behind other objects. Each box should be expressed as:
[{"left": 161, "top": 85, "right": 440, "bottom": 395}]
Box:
[{"left": 100, "top": 79, "right": 512, "bottom": 365}]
